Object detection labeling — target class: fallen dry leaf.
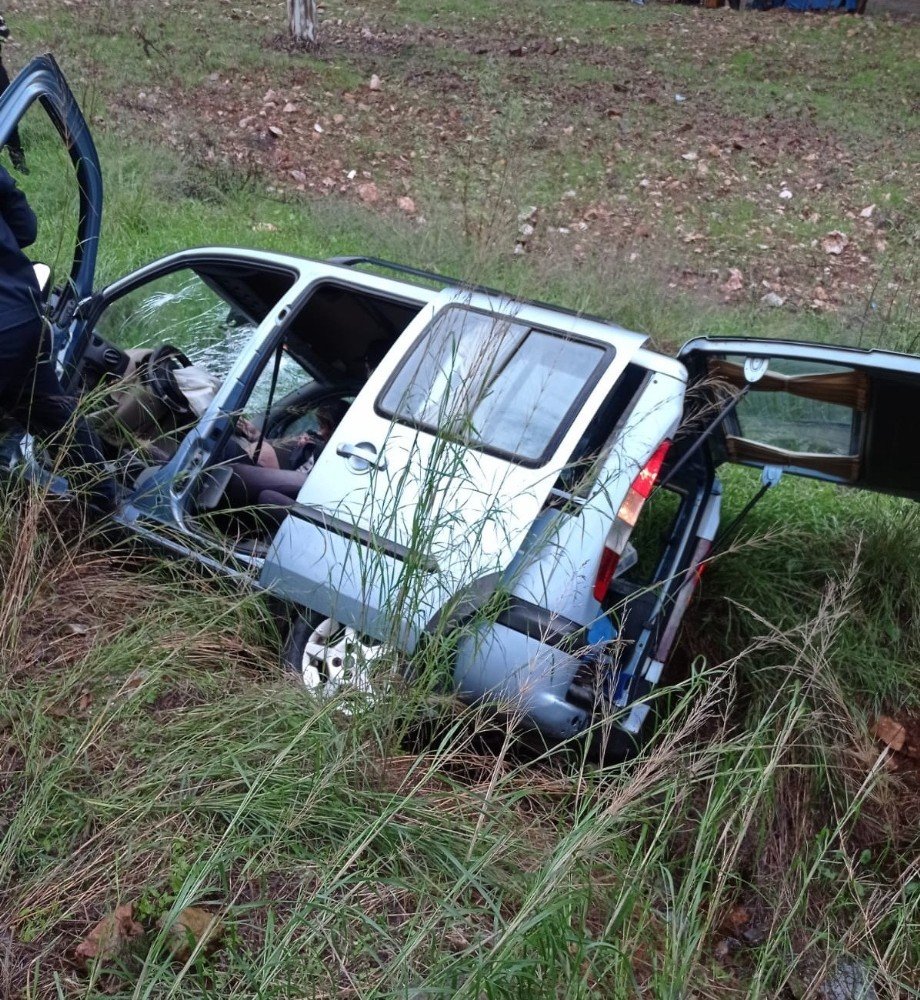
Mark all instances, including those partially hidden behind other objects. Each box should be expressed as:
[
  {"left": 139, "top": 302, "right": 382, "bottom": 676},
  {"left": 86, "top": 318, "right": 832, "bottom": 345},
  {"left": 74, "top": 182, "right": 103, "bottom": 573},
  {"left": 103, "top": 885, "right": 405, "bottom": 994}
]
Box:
[
  {"left": 873, "top": 716, "right": 906, "bottom": 753},
  {"left": 722, "top": 267, "right": 744, "bottom": 293},
  {"left": 724, "top": 905, "right": 751, "bottom": 933},
  {"left": 357, "top": 182, "right": 380, "bottom": 204},
  {"left": 159, "top": 906, "right": 223, "bottom": 962},
  {"left": 74, "top": 903, "right": 144, "bottom": 969},
  {"left": 821, "top": 230, "right": 848, "bottom": 255}
]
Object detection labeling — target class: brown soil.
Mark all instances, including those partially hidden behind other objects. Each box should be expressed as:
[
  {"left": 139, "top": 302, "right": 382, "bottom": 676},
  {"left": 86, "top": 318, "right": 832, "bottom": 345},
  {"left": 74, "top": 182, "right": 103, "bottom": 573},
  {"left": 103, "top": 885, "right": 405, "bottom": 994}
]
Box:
[{"left": 7, "top": 0, "right": 914, "bottom": 321}]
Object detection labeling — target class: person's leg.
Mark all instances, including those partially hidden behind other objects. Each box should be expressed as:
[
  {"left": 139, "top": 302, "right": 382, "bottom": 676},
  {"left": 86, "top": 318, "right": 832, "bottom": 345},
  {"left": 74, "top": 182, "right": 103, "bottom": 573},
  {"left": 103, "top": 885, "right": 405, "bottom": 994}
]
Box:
[
  {"left": 6, "top": 319, "right": 118, "bottom": 511},
  {"left": 229, "top": 463, "right": 306, "bottom": 505}
]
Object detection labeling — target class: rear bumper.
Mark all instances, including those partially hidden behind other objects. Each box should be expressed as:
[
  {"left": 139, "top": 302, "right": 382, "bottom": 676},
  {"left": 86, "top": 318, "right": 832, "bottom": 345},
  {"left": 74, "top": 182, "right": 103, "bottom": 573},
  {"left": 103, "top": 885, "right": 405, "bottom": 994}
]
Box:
[{"left": 452, "top": 600, "right": 592, "bottom": 740}]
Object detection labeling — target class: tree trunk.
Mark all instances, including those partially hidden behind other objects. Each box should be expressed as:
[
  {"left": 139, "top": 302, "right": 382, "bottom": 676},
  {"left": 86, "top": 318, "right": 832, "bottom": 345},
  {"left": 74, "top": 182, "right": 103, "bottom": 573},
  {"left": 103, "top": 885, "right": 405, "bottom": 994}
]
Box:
[{"left": 287, "top": 0, "right": 317, "bottom": 46}]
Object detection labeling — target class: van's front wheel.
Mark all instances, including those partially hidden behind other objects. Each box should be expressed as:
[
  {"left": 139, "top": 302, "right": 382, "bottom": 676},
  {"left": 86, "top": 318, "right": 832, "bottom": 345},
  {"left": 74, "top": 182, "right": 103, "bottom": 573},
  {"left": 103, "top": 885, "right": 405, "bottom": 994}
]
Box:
[{"left": 282, "top": 613, "right": 381, "bottom": 696}]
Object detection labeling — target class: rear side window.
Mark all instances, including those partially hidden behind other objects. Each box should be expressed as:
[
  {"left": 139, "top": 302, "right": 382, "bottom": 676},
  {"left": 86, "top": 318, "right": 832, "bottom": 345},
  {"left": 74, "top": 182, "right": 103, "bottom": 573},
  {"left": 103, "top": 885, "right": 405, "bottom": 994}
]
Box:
[
  {"left": 709, "top": 355, "right": 867, "bottom": 481},
  {"left": 729, "top": 357, "right": 858, "bottom": 455},
  {"left": 377, "top": 306, "right": 609, "bottom": 465}
]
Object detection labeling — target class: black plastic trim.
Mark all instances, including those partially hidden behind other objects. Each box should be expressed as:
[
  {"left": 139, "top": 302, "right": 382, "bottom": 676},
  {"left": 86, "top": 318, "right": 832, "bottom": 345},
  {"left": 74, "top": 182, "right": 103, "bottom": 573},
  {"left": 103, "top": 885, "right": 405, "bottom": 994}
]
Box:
[
  {"left": 287, "top": 502, "right": 440, "bottom": 573},
  {"left": 495, "top": 598, "right": 587, "bottom": 651}
]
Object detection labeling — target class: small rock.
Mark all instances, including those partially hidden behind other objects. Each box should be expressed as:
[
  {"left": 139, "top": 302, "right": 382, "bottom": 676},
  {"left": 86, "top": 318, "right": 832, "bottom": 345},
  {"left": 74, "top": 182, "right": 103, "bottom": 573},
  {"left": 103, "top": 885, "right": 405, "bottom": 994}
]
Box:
[
  {"left": 282, "top": 102, "right": 297, "bottom": 113},
  {"left": 722, "top": 268, "right": 744, "bottom": 293},
  {"left": 860, "top": 204, "right": 875, "bottom": 219},
  {"left": 681, "top": 151, "right": 698, "bottom": 162},
  {"left": 289, "top": 169, "right": 307, "bottom": 184},
  {"left": 368, "top": 74, "right": 382, "bottom": 91},
  {"left": 779, "top": 188, "right": 793, "bottom": 200},
  {"left": 74, "top": 904, "right": 144, "bottom": 969},
  {"left": 714, "top": 937, "right": 742, "bottom": 961},
  {"left": 397, "top": 195, "right": 416, "bottom": 214},
  {"left": 313, "top": 122, "right": 324, "bottom": 133},
  {"left": 761, "top": 292, "right": 786, "bottom": 308},
  {"left": 267, "top": 124, "right": 283, "bottom": 138},
  {"left": 820, "top": 960, "right": 877, "bottom": 1000}
]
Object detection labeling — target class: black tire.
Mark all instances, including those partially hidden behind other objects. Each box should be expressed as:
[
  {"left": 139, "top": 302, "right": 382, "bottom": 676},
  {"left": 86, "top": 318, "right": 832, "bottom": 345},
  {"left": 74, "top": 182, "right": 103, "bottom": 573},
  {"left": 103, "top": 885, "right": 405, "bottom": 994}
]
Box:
[{"left": 281, "top": 611, "right": 316, "bottom": 677}]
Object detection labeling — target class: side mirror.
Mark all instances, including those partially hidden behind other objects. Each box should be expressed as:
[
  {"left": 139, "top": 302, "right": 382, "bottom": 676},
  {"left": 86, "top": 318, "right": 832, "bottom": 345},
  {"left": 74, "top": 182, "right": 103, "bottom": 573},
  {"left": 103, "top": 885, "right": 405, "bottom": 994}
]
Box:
[{"left": 32, "top": 262, "right": 52, "bottom": 299}]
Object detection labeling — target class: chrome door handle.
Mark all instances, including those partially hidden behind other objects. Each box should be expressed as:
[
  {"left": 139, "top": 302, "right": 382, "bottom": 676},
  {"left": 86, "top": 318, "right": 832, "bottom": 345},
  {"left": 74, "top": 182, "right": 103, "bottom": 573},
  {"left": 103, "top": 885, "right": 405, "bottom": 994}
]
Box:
[{"left": 336, "top": 441, "right": 387, "bottom": 472}]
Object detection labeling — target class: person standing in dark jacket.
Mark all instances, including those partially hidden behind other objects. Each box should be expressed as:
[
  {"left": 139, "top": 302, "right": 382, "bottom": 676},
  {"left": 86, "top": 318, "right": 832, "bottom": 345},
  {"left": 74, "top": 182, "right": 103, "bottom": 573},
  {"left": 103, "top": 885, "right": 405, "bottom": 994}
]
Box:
[
  {"left": 0, "top": 164, "right": 117, "bottom": 513},
  {"left": 0, "top": 13, "right": 27, "bottom": 173}
]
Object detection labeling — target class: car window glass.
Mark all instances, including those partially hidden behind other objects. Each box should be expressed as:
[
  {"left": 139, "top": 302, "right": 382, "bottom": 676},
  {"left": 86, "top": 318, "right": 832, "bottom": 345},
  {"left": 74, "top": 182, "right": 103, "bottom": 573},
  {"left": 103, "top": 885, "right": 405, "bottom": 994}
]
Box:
[
  {"left": 92, "top": 268, "right": 259, "bottom": 378},
  {"left": 243, "top": 351, "right": 315, "bottom": 425},
  {"left": 730, "top": 356, "right": 858, "bottom": 455},
  {"left": 378, "top": 306, "right": 608, "bottom": 464}
]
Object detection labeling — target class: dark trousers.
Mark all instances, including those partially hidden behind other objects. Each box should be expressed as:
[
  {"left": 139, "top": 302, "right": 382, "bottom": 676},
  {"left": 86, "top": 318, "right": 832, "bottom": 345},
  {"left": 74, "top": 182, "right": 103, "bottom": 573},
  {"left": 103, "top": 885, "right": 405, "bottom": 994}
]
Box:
[
  {"left": 226, "top": 463, "right": 304, "bottom": 507},
  {"left": 0, "top": 59, "right": 25, "bottom": 166},
  {"left": 0, "top": 317, "right": 116, "bottom": 506}
]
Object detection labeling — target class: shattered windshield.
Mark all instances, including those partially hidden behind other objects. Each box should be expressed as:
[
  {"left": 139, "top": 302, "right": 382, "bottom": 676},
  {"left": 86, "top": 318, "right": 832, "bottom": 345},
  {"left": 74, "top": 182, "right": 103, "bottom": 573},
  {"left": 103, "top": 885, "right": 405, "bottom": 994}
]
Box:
[{"left": 92, "top": 264, "right": 298, "bottom": 378}]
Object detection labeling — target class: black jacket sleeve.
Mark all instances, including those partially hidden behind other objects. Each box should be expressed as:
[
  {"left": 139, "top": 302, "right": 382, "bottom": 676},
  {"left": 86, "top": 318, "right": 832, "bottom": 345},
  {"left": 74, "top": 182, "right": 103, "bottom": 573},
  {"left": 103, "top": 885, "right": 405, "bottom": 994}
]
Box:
[{"left": 0, "top": 164, "right": 38, "bottom": 248}]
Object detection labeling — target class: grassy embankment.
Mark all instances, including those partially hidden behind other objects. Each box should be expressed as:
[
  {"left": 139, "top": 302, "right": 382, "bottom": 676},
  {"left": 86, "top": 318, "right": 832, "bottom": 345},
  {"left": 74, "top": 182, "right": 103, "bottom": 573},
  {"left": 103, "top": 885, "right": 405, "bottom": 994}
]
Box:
[{"left": 1, "top": 1, "right": 918, "bottom": 996}]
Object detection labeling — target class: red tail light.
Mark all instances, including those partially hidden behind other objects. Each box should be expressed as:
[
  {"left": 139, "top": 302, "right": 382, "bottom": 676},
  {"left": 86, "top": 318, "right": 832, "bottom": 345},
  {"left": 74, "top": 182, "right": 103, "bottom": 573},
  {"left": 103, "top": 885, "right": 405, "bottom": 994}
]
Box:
[
  {"left": 593, "top": 440, "right": 671, "bottom": 602},
  {"left": 633, "top": 441, "right": 671, "bottom": 499}
]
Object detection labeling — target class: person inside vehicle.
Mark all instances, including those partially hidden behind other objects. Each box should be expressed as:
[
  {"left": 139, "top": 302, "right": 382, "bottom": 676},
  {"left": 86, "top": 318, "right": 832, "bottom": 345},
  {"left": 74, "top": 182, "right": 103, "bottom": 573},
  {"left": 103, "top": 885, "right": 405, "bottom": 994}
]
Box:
[
  {"left": 224, "top": 400, "right": 348, "bottom": 524},
  {"left": 0, "top": 163, "right": 118, "bottom": 514}
]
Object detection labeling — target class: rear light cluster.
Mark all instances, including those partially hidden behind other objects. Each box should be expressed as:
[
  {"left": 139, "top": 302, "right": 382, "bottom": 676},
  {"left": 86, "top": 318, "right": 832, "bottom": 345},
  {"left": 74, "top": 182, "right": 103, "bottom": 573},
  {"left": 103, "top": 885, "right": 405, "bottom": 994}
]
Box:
[{"left": 593, "top": 440, "right": 671, "bottom": 601}]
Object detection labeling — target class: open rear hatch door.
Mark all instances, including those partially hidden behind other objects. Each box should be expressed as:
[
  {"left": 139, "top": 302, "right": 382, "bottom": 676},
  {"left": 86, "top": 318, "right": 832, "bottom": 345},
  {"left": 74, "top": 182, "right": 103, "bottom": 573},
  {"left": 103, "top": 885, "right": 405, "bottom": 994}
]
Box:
[{"left": 679, "top": 337, "right": 920, "bottom": 501}]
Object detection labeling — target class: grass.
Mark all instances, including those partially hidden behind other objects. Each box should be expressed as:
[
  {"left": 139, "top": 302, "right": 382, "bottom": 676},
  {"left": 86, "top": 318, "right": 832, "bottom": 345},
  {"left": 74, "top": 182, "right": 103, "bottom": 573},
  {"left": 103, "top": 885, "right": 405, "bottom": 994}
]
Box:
[
  {"left": 1, "top": 0, "right": 919, "bottom": 996},
  {"left": 2, "top": 490, "right": 917, "bottom": 997}
]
